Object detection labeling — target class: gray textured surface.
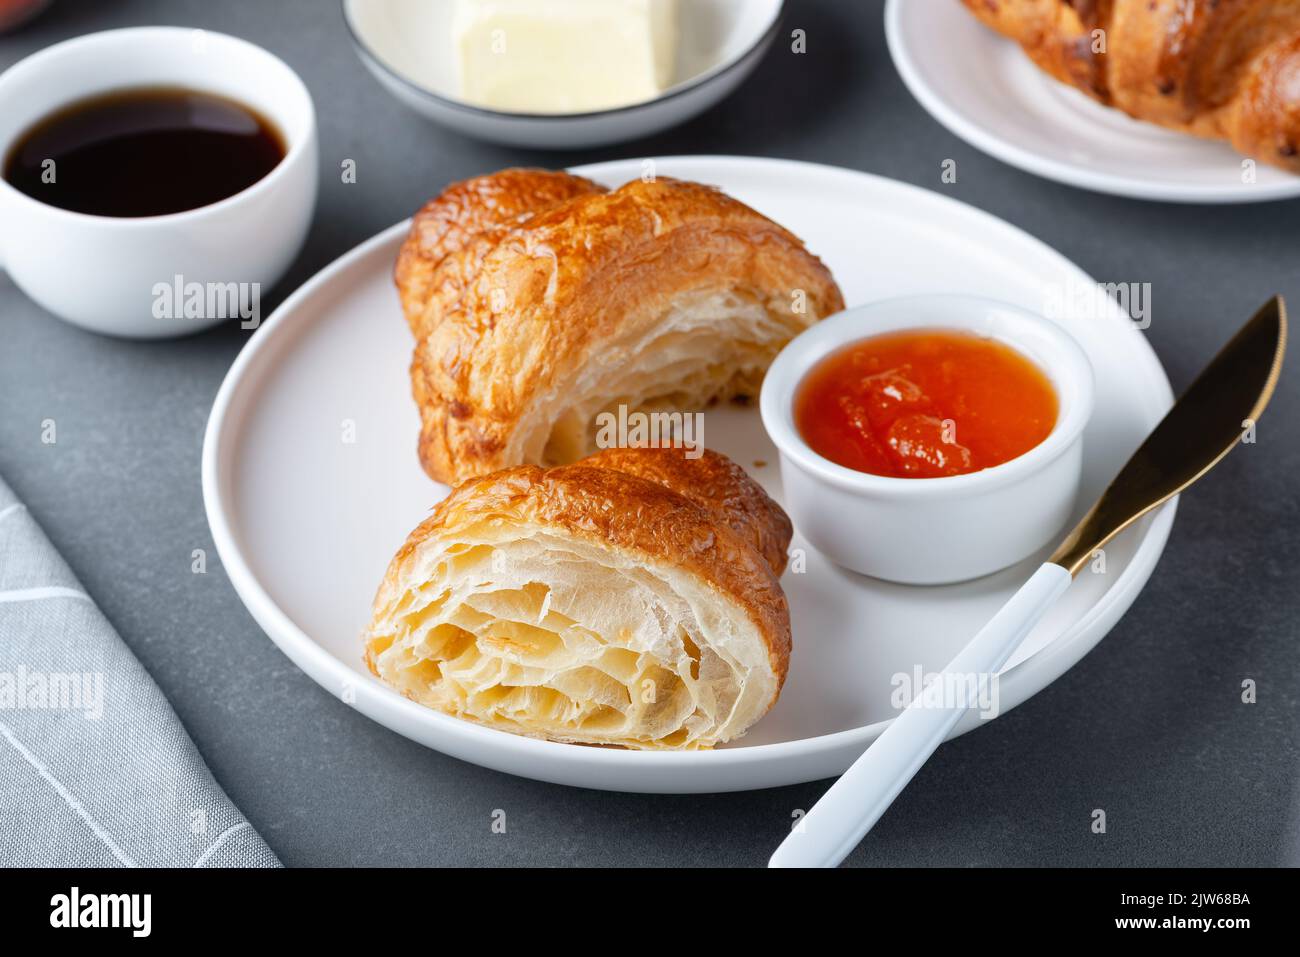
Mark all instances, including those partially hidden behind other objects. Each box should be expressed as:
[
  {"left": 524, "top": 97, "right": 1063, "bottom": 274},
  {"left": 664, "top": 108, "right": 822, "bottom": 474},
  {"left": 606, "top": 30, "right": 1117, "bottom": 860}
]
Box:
[{"left": 2, "top": 0, "right": 1298, "bottom": 867}]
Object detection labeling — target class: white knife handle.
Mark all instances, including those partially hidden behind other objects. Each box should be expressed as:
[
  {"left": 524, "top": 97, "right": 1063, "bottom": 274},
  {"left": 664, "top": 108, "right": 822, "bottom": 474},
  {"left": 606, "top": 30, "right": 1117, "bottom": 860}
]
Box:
[{"left": 769, "top": 562, "right": 1072, "bottom": 868}]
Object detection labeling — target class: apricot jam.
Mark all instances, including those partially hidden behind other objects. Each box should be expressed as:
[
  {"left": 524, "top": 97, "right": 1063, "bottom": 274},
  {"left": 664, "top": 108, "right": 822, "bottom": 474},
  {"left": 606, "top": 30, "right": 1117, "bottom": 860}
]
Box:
[{"left": 794, "top": 329, "right": 1058, "bottom": 478}]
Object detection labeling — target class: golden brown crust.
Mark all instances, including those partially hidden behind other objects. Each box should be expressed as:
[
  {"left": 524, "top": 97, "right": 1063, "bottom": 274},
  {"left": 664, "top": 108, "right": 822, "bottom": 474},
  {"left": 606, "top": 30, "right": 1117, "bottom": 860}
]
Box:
[
  {"left": 398, "top": 170, "right": 844, "bottom": 486},
  {"left": 395, "top": 168, "right": 607, "bottom": 340},
  {"left": 1229, "top": 30, "right": 1300, "bottom": 164},
  {"left": 369, "top": 447, "right": 793, "bottom": 703},
  {"left": 962, "top": 0, "right": 1300, "bottom": 170},
  {"left": 582, "top": 447, "right": 792, "bottom": 576}
]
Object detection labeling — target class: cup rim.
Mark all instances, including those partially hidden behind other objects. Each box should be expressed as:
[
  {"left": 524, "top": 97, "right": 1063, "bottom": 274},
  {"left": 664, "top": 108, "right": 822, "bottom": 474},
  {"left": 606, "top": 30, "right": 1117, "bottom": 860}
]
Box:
[
  {"left": 759, "top": 294, "right": 1096, "bottom": 496},
  {"left": 0, "top": 26, "right": 316, "bottom": 227}
]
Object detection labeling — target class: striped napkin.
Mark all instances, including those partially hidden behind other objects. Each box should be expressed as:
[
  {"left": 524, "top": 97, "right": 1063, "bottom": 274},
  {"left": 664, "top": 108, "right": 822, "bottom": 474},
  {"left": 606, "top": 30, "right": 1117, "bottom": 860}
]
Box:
[{"left": 0, "top": 474, "right": 278, "bottom": 867}]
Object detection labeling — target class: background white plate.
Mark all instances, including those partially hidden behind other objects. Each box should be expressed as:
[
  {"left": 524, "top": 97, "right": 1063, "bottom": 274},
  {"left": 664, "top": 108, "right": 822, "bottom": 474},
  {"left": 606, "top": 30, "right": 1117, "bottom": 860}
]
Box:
[
  {"left": 203, "top": 156, "right": 1176, "bottom": 793},
  {"left": 343, "top": 0, "right": 783, "bottom": 148},
  {"left": 885, "top": 0, "right": 1300, "bottom": 204}
]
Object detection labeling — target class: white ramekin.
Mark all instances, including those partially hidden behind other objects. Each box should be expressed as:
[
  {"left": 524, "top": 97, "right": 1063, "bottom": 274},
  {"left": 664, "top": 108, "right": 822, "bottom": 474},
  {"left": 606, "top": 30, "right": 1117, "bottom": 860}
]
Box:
[
  {"left": 760, "top": 295, "right": 1095, "bottom": 585},
  {"left": 0, "top": 27, "right": 318, "bottom": 338}
]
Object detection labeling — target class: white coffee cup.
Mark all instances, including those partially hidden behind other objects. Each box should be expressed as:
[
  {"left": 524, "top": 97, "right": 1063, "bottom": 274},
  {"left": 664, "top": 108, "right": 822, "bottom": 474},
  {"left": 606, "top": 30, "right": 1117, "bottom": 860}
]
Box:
[{"left": 0, "top": 27, "right": 318, "bottom": 338}]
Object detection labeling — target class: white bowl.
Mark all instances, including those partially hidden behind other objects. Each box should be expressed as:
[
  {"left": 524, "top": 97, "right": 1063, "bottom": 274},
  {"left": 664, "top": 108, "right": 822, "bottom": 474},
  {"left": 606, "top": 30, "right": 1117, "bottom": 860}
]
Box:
[
  {"left": 342, "top": 0, "right": 783, "bottom": 149},
  {"left": 760, "top": 295, "right": 1095, "bottom": 585},
  {"left": 0, "top": 27, "right": 318, "bottom": 339}
]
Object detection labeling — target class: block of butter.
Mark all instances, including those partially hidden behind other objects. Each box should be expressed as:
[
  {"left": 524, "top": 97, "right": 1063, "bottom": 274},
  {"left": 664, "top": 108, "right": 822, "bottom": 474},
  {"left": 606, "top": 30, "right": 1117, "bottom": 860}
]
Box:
[{"left": 452, "top": 0, "right": 679, "bottom": 114}]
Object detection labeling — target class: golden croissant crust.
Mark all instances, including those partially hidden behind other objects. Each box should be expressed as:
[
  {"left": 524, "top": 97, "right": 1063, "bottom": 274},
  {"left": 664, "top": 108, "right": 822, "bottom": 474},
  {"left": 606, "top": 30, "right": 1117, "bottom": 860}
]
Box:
[
  {"left": 363, "top": 447, "right": 792, "bottom": 750},
  {"left": 396, "top": 168, "right": 845, "bottom": 486},
  {"left": 962, "top": 0, "right": 1300, "bottom": 170}
]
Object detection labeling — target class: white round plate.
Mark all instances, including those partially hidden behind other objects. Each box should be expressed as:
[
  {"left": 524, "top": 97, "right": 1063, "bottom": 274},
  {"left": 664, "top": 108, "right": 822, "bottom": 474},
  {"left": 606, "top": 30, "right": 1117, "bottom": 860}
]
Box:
[
  {"left": 203, "top": 156, "right": 1176, "bottom": 793},
  {"left": 342, "top": 0, "right": 783, "bottom": 149},
  {"left": 885, "top": 0, "right": 1300, "bottom": 204}
]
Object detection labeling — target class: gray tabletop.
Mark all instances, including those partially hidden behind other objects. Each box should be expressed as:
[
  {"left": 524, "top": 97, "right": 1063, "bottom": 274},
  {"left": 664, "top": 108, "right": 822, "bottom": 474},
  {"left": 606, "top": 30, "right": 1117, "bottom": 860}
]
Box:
[{"left": 3, "top": 0, "right": 1298, "bottom": 868}]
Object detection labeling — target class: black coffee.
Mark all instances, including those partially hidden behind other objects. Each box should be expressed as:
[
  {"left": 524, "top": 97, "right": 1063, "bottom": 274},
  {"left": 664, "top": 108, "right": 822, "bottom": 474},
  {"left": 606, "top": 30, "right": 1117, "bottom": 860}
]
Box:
[{"left": 3, "top": 86, "right": 286, "bottom": 217}]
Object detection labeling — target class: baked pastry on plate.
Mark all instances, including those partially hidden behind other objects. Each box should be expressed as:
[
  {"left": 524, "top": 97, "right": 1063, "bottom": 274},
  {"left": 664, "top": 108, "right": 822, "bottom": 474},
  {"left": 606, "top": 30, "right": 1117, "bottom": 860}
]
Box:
[
  {"left": 363, "top": 447, "right": 792, "bottom": 750},
  {"left": 961, "top": 0, "right": 1300, "bottom": 171},
  {"left": 396, "top": 168, "right": 844, "bottom": 485}
]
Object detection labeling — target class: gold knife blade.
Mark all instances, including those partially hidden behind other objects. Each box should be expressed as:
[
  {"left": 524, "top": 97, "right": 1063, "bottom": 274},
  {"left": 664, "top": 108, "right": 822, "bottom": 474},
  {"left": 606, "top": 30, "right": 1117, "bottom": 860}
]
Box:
[{"left": 1050, "top": 295, "right": 1287, "bottom": 576}]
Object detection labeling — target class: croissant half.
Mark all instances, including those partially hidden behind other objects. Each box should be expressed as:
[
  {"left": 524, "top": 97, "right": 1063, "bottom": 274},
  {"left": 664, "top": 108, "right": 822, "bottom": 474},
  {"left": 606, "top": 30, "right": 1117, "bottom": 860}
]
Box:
[
  {"left": 963, "top": 0, "right": 1300, "bottom": 170},
  {"left": 363, "top": 448, "right": 792, "bottom": 750},
  {"left": 397, "top": 168, "right": 845, "bottom": 486}
]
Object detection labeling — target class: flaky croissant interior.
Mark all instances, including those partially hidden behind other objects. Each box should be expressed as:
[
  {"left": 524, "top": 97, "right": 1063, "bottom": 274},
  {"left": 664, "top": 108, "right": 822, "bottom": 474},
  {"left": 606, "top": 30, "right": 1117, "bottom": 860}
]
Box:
[
  {"left": 367, "top": 530, "right": 776, "bottom": 749},
  {"left": 364, "top": 448, "right": 792, "bottom": 750},
  {"left": 528, "top": 288, "right": 789, "bottom": 466}
]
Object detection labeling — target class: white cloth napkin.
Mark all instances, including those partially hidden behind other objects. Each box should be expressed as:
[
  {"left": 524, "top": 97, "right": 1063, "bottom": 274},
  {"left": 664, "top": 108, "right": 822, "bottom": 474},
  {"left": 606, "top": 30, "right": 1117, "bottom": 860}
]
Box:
[{"left": 0, "top": 475, "right": 278, "bottom": 867}]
